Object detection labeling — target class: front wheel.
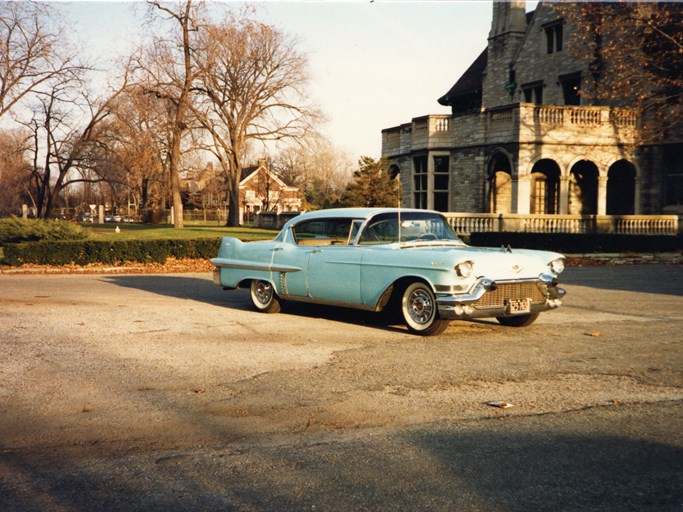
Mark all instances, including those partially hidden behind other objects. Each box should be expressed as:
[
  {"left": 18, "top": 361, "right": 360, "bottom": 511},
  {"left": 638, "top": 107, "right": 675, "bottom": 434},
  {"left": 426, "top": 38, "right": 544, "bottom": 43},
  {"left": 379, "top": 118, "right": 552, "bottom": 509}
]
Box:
[
  {"left": 401, "top": 282, "right": 450, "bottom": 336},
  {"left": 496, "top": 313, "right": 539, "bottom": 327},
  {"left": 250, "top": 280, "right": 281, "bottom": 314}
]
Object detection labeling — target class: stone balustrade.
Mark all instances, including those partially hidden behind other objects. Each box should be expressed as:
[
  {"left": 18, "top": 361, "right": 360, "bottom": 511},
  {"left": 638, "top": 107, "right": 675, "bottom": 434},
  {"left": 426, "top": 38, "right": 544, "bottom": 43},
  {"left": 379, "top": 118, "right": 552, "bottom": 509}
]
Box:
[
  {"left": 382, "top": 104, "right": 638, "bottom": 158},
  {"left": 443, "top": 213, "right": 680, "bottom": 236}
]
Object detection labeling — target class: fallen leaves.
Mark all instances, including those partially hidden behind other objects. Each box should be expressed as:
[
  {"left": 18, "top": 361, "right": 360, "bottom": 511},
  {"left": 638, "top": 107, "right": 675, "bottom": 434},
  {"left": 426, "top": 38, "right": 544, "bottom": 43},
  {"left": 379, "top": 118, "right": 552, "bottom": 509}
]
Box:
[{"left": 1, "top": 258, "right": 215, "bottom": 275}]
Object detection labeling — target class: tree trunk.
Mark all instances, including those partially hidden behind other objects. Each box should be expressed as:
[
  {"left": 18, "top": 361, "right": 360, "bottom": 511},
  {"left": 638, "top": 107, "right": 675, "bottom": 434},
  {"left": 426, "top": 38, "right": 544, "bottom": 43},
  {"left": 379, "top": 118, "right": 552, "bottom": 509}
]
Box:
[
  {"left": 169, "top": 138, "right": 184, "bottom": 229},
  {"left": 227, "top": 171, "right": 241, "bottom": 227}
]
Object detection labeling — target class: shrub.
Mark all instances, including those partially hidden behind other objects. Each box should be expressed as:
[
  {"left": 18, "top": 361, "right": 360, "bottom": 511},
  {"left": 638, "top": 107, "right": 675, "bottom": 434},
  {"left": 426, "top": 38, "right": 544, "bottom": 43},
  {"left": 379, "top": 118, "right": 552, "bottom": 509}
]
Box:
[
  {"left": 0, "top": 217, "right": 89, "bottom": 245},
  {"left": 2, "top": 238, "right": 222, "bottom": 266}
]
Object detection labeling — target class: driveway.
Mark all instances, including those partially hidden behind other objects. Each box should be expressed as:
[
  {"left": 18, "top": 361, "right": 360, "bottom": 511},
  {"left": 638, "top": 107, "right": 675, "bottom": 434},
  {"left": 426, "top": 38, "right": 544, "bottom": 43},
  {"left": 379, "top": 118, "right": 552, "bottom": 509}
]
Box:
[{"left": 1, "top": 264, "right": 681, "bottom": 511}]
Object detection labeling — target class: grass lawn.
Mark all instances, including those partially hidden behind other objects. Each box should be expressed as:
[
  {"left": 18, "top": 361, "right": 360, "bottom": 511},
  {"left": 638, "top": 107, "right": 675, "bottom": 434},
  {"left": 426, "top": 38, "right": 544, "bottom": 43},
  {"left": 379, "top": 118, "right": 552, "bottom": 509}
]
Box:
[{"left": 80, "top": 223, "right": 279, "bottom": 242}]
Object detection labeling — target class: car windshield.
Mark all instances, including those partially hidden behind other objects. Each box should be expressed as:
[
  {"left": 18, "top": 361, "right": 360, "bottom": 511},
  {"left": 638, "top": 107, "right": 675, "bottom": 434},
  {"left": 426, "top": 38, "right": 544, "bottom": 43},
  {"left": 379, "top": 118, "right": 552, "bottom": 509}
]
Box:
[{"left": 358, "top": 212, "right": 460, "bottom": 245}]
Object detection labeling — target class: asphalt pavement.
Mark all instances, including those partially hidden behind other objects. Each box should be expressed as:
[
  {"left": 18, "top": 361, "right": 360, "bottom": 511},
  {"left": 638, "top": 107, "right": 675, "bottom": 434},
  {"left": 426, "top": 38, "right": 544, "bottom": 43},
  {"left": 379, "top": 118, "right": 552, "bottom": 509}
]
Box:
[{"left": 0, "top": 264, "right": 681, "bottom": 511}]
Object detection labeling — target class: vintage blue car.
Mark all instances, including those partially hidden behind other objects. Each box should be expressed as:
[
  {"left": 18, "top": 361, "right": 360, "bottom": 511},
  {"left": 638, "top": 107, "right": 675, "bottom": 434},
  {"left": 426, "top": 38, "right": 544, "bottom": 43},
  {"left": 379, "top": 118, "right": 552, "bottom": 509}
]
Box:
[{"left": 212, "top": 208, "right": 566, "bottom": 335}]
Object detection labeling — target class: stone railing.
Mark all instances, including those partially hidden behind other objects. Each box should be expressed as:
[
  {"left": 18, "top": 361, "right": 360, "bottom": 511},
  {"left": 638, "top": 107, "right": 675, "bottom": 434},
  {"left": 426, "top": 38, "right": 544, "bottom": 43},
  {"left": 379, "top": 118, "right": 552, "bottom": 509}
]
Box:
[{"left": 443, "top": 213, "right": 680, "bottom": 237}]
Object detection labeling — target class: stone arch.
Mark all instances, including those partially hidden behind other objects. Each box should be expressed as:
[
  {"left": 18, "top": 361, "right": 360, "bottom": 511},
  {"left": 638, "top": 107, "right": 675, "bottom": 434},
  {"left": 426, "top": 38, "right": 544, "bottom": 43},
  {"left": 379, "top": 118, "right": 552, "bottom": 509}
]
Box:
[
  {"left": 388, "top": 164, "right": 401, "bottom": 181},
  {"left": 486, "top": 150, "right": 513, "bottom": 214},
  {"left": 530, "top": 159, "right": 561, "bottom": 214},
  {"left": 569, "top": 160, "right": 599, "bottom": 215},
  {"left": 607, "top": 159, "right": 636, "bottom": 215}
]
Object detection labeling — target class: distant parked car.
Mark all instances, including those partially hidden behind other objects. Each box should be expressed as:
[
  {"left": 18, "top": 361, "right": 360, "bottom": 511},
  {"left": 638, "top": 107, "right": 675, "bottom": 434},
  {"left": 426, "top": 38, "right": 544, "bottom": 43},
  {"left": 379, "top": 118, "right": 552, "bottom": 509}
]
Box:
[
  {"left": 105, "top": 213, "right": 123, "bottom": 223},
  {"left": 211, "top": 208, "right": 566, "bottom": 335}
]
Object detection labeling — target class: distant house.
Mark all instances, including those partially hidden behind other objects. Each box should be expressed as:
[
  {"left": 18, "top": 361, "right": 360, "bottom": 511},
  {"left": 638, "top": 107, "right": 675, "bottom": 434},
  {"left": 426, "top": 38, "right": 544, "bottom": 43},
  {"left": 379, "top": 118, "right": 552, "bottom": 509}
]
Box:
[
  {"left": 239, "top": 160, "right": 301, "bottom": 223},
  {"left": 382, "top": 1, "right": 682, "bottom": 215},
  {"left": 182, "top": 159, "right": 301, "bottom": 223}
]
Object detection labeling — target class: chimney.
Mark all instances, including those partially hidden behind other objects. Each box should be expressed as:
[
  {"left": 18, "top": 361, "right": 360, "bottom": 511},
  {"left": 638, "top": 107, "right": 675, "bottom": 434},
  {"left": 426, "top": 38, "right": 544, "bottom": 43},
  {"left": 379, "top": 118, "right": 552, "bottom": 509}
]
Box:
[{"left": 490, "top": 0, "right": 527, "bottom": 40}]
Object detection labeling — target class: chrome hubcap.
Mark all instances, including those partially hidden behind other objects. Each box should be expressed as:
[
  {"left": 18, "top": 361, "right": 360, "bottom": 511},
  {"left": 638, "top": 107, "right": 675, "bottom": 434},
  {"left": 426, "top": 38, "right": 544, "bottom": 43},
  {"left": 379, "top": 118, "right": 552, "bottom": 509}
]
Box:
[
  {"left": 255, "top": 282, "right": 273, "bottom": 305},
  {"left": 409, "top": 289, "right": 433, "bottom": 325}
]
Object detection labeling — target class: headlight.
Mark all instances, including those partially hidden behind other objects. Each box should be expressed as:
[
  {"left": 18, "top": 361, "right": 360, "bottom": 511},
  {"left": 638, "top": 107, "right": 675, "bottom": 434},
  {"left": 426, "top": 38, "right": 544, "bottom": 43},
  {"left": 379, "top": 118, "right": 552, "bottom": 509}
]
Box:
[
  {"left": 455, "top": 260, "right": 473, "bottom": 278},
  {"left": 550, "top": 258, "right": 565, "bottom": 275}
]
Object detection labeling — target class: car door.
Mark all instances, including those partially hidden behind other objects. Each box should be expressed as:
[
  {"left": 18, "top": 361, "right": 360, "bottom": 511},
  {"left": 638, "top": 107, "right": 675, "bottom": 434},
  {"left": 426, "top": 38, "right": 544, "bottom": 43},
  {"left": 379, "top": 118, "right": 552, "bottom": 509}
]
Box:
[
  {"left": 271, "top": 242, "right": 310, "bottom": 297},
  {"left": 307, "top": 245, "right": 362, "bottom": 305}
]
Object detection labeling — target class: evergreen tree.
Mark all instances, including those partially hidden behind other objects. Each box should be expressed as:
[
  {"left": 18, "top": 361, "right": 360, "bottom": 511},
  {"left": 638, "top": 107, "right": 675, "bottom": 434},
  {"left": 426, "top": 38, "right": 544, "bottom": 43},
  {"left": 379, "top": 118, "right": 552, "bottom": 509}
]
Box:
[{"left": 341, "top": 156, "right": 399, "bottom": 207}]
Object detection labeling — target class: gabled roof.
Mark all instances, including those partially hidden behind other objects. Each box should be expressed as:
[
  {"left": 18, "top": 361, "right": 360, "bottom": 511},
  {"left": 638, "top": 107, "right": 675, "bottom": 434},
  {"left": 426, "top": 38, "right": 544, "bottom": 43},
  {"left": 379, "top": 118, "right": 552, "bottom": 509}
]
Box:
[
  {"left": 240, "top": 164, "right": 293, "bottom": 190},
  {"left": 437, "top": 48, "right": 487, "bottom": 106}
]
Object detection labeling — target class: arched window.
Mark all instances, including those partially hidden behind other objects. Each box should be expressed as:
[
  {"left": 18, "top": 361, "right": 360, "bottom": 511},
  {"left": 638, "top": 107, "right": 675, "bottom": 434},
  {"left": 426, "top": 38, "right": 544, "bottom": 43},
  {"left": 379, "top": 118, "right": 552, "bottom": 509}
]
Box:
[
  {"left": 607, "top": 160, "right": 636, "bottom": 215},
  {"left": 530, "top": 160, "right": 561, "bottom": 214},
  {"left": 487, "top": 152, "right": 512, "bottom": 214},
  {"left": 569, "top": 160, "right": 598, "bottom": 215}
]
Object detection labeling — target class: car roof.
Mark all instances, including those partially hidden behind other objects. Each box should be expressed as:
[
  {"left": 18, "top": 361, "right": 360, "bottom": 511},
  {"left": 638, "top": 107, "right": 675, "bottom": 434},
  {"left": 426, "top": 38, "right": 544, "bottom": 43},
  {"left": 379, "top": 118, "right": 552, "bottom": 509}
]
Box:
[{"left": 288, "top": 207, "right": 439, "bottom": 223}]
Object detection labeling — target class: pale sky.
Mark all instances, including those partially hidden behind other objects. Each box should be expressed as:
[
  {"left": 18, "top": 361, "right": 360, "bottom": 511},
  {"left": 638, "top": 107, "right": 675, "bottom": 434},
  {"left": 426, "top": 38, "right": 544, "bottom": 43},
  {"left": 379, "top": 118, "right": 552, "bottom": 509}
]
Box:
[{"left": 54, "top": 1, "right": 535, "bottom": 160}]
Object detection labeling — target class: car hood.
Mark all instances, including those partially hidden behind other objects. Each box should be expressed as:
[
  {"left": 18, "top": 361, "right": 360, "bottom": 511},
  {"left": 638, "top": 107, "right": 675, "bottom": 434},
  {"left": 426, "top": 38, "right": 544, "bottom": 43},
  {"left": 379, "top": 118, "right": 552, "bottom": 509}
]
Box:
[{"left": 400, "top": 243, "right": 560, "bottom": 280}]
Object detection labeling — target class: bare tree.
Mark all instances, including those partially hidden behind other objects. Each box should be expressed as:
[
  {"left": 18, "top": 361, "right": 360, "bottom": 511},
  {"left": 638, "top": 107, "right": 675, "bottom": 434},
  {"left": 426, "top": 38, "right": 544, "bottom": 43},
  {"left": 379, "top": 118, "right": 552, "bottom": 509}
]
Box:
[
  {"left": 137, "top": 0, "right": 206, "bottom": 228},
  {"left": 21, "top": 67, "right": 130, "bottom": 219},
  {"left": 557, "top": 2, "right": 682, "bottom": 142},
  {"left": 272, "top": 134, "right": 352, "bottom": 210},
  {"left": 194, "top": 15, "right": 321, "bottom": 226},
  {"left": 101, "top": 86, "right": 169, "bottom": 218},
  {"left": 0, "top": 1, "right": 80, "bottom": 120},
  {"left": 0, "top": 128, "right": 32, "bottom": 216}
]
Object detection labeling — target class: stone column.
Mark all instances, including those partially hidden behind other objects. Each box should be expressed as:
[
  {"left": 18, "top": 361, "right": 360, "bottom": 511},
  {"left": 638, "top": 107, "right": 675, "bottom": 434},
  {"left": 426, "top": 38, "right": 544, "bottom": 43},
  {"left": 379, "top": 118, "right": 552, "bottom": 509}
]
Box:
[
  {"left": 559, "top": 175, "right": 569, "bottom": 214},
  {"left": 597, "top": 175, "right": 608, "bottom": 215},
  {"left": 634, "top": 177, "right": 642, "bottom": 215},
  {"left": 427, "top": 152, "right": 435, "bottom": 210},
  {"left": 513, "top": 175, "right": 531, "bottom": 214}
]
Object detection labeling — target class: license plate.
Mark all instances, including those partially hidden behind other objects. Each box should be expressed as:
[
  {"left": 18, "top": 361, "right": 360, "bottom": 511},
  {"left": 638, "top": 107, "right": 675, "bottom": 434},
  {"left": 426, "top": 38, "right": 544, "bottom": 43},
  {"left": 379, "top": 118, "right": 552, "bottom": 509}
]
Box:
[{"left": 507, "top": 298, "right": 531, "bottom": 314}]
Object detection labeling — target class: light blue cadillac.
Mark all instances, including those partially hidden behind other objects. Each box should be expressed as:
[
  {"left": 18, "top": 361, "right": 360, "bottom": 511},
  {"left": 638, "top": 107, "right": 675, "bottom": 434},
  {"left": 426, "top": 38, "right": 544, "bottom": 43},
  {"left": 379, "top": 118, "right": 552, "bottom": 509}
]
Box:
[{"left": 212, "top": 208, "right": 566, "bottom": 335}]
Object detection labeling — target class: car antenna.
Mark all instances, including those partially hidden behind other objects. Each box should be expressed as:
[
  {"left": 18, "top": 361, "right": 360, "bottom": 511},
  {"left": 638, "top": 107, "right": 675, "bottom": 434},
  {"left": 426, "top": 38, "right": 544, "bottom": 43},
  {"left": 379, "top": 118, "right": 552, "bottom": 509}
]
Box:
[{"left": 397, "top": 188, "right": 402, "bottom": 243}]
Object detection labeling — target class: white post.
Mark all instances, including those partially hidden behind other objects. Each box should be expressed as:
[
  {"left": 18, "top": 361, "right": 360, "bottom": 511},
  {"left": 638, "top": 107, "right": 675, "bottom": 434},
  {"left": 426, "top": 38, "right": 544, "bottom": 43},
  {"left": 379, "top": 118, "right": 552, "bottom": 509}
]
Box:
[{"left": 513, "top": 175, "right": 531, "bottom": 214}]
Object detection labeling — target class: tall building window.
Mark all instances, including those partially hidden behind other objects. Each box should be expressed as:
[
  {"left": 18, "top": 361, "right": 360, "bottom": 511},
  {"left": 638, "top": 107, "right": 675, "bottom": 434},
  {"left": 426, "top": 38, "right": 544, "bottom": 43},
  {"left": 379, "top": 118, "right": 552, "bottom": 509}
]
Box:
[
  {"left": 413, "top": 156, "right": 428, "bottom": 209},
  {"left": 559, "top": 72, "right": 582, "bottom": 106},
  {"left": 522, "top": 81, "right": 544, "bottom": 104},
  {"left": 666, "top": 172, "right": 683, "bottom": 207},
  {"left": 544, "top": 21, "right": 564, "bottom": 54},
  {"left": 433, "top": 156, "right": 450, "bottom": 212}
]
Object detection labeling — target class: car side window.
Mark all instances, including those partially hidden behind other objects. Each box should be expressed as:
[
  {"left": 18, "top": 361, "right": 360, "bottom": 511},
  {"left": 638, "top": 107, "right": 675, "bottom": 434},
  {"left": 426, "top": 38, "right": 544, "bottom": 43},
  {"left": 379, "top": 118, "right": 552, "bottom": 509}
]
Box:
[
  {"left": 359, "top": 215, "right": 399, "bottom": 244},
  {"left": 293, "top": 219, "right": 354, "bottom": 246}
]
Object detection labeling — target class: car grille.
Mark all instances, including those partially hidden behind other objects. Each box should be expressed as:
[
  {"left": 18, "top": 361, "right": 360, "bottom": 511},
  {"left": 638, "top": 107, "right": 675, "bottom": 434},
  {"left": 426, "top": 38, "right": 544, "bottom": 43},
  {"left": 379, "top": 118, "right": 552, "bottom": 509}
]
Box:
[{"left": 476, "top": 282, "right": 547, "bottom": 308}]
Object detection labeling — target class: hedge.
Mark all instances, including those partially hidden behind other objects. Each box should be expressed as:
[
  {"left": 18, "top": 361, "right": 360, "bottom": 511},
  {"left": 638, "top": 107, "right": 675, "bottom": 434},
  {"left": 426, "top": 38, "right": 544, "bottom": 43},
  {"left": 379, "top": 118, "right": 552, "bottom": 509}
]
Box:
[
  {"left": 469, "top": 232, "right": 683, "bottom": 253},
  {"left": 3, "top": 238, "right": 222, "bottom": 266}
]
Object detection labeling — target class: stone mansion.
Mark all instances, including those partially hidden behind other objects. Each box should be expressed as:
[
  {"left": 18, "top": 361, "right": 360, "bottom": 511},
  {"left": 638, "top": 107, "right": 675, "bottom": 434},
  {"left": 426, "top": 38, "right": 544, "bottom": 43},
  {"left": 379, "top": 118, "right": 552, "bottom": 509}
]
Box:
[{"left": 382, "top": 1, "right": 682, "bottom": 216}]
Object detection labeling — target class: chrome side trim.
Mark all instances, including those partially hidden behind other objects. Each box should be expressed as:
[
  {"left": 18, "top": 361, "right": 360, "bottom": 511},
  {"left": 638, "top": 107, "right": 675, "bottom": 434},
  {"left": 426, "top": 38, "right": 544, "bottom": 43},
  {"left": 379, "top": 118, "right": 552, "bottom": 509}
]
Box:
[
  {"left": 210, "top": 257, "right": 300, "bottom": 273},
  {"left": 278, "top": 294, "right": 376, "bottom": 312}
]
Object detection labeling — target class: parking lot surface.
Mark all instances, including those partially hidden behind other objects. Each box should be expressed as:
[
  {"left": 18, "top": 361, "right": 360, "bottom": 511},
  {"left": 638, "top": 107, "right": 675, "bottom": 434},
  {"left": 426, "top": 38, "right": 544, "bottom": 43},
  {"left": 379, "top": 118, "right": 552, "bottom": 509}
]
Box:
[{"left": 1, "top": 264, "right": 681, "bottom": 511}]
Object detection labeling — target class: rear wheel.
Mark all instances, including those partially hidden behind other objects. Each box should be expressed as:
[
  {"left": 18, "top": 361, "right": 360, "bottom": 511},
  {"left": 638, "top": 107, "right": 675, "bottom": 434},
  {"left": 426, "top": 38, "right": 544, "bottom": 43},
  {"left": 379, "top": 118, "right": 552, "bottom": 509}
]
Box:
[
  {"left": 401, "top": 282, "right": 449, "bottom": 336},
  {"left": 496, "top": 313, "right": 539, "bottom": 327},
  {"left": 250, "top": 280, "right": 281, "bottom": 314}
]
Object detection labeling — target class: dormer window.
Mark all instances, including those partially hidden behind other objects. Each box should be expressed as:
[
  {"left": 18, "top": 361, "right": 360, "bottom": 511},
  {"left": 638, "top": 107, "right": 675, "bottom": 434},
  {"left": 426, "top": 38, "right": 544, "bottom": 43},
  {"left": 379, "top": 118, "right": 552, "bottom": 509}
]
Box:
[{"left": 544, "top": 20, "right": 564, "bottom": 54}]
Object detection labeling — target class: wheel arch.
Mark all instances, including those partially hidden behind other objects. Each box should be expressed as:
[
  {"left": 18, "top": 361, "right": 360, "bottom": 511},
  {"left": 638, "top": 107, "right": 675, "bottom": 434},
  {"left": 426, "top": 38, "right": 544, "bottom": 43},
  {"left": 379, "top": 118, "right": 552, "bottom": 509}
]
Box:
[
  {"left": 237, "top": 276, "right": 277, "bottom": 291},
  {"left": 376, "top": 275, "right": 437, "bottom": 312}
]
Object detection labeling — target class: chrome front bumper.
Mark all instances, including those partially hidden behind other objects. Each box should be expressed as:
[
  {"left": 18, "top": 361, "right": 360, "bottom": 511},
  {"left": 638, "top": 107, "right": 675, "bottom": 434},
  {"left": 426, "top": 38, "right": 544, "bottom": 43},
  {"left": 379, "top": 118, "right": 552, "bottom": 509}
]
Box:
[{"left": 436, "top": 274, "right": 566, "bottom": 320}]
